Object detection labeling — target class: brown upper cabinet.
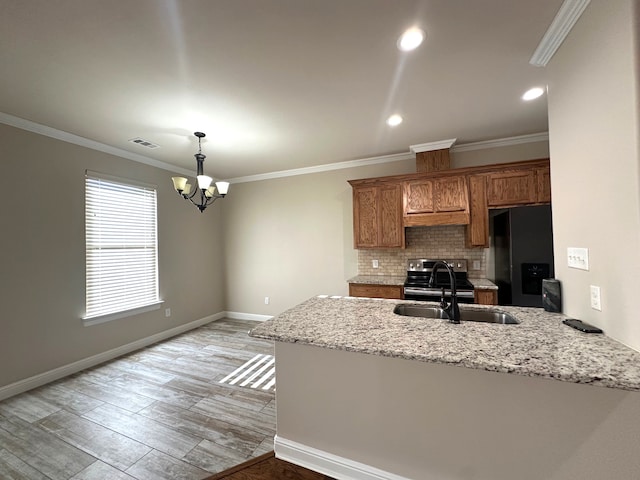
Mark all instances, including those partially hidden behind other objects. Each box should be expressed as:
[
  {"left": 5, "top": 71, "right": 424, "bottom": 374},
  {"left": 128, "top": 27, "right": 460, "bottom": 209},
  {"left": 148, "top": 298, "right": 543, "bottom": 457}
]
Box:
[
  {"left": 486, "top": 164, "right": 551, "bottom": 208},
  {"left": 467, "top": 160, "right": 551, "bottom": 247},
  {"left": 351, "top": 183, "right": 404, "bottom": 248},
  {"left": 466, "top": 174, "right": 490, "bottom": 248},
  {"left": 536, "top": 166, "right": 551, "bottom": 203},
  {"left": 403, "top": 175, "right": 470, "bottom": 226},
  {"left": 349, "top": 158, "right": 550, "bottom": 249}
]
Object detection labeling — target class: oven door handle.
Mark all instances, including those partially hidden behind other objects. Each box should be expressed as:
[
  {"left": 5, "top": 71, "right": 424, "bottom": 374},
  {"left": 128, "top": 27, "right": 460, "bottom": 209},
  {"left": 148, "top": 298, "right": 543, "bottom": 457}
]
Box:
[{"left": 404, "top": 288, "right": 475, "bottom": 298}]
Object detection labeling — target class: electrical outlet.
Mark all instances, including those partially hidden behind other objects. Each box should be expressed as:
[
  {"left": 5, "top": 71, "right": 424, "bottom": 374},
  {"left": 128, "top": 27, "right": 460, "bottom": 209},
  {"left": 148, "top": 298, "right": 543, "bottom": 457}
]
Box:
[
  {"left": 165, "top": 308, "right": 171, "bottom": 317},
  {"left": 472, "top": 260, "right": 481, "bottom": 270},
  {"left": 264, "top": 296, "right": 270, "bottom": 305},
  {"left": 372, "top": 259, "right": 379, "bottom": 268},
  {"left": 568, "top": 247, "right": 589, "bottom": 270},
  {"left": 590, "top": 286, "right": 601, "bottom": 311}
]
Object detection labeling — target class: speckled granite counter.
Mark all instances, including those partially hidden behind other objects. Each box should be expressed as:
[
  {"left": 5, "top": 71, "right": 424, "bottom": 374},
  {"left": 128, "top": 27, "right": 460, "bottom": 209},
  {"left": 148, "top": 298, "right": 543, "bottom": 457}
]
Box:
[
  {"left": 347, "top": 275, "right": 405, "bottom": 286},
  {"left": 468, "top": 278, "right": 498, "bottom": 289},
  {"left": 250, "top": 296, "right": 640, "bottom": 391}
]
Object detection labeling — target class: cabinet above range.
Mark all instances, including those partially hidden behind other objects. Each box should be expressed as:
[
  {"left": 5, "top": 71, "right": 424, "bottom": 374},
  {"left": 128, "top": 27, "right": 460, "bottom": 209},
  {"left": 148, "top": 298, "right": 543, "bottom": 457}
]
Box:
[
  {"left": 349, "top": 158, "right": 551, "bottom": 249},
  {"left": 403, "top": 175, "right": 470, "bottom": 227}
]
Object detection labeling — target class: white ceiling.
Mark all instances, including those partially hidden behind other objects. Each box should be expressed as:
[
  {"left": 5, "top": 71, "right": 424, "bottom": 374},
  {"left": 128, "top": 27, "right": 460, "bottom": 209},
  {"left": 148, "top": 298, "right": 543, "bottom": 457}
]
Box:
[{"left": 0, "top": 0, "right": 563, "bottom": 179}]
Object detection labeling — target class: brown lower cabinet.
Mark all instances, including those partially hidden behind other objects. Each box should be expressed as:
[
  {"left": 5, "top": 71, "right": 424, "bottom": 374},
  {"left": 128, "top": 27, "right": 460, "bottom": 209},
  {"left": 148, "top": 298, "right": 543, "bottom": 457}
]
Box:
[
  {"left": 474, "top": 288, "right": 498, "bottom": 305},
  {"left": 350, "top": 283, "right": 498, "bottom": 305},
  {"left": 348, "top": 283, "right": 404, "bottom": 299}
]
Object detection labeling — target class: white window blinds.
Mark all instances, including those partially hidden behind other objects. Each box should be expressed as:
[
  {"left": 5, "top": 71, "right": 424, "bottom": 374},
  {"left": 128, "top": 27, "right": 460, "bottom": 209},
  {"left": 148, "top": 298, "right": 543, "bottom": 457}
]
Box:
[{"left": 85, "top": 172, "right": 159, "bottom": 320}]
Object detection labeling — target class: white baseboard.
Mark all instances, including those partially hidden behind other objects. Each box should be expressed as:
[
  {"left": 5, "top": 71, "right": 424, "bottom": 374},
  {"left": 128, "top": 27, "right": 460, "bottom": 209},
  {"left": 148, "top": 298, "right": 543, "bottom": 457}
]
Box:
[
  {"left": 225, "top": 311, "right": 273, "bottom": 322},
  {"left": 0, "top": 311, "right": 226, "bottom": 401},
  {"left": 275, "top": 436, "right": 411, "bottom": 480}
]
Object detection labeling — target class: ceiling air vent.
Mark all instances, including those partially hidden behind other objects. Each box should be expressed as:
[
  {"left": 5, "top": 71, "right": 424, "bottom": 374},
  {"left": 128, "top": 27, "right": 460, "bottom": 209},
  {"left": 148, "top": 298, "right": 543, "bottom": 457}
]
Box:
[{"left": 129, "top": 137, "right": 160, "bottom": 149}]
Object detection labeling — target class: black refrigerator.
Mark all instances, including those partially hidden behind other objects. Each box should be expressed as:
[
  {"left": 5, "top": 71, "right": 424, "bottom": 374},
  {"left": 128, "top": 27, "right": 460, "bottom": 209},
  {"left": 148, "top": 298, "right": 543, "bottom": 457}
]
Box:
[{"left": 491, "top": 205, "right": 554, "bottom": 307}]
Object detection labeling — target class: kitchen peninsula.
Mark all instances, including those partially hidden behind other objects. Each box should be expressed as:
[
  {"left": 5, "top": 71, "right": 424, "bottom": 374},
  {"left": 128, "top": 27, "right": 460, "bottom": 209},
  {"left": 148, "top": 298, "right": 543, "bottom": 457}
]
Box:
[{"left": 250, "top": 296, "right": 640, "bottom": 480}]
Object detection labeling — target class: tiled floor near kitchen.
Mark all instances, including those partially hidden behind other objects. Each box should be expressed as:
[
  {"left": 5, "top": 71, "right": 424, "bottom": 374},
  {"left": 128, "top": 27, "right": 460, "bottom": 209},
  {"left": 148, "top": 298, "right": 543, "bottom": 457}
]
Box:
[{"left": 0, "top": 319, "right": 276, "bottom": 480}]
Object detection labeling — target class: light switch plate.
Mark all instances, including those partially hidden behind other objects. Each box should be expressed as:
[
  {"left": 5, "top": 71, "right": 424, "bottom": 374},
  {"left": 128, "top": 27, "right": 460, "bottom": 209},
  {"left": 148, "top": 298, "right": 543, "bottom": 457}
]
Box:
[
  {"left": 372, "top": 259, "right": 379, "bottom": 268},
  {"left": 590, "top": 285, "right": 602, "bottom": 311},
  {"left": 568, "top": 247, "right": 589, "bottom": 270}
]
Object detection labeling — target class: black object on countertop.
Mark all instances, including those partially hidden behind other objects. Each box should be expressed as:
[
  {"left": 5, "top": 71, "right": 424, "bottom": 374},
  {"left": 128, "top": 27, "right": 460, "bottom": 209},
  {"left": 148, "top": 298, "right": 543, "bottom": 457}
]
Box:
[
  {"left": 563, "top": 318, "right": 603, "bottom": 334},
  {"left": 542, "top": 278, "right": 562, "bottom": 312}
]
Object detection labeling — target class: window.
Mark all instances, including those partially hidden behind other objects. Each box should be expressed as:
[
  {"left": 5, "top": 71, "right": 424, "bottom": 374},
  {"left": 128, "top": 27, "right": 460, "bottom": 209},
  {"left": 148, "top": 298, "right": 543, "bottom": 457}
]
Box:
[{"left": 84, "top": 171, "right": 159, "bottom": 324}]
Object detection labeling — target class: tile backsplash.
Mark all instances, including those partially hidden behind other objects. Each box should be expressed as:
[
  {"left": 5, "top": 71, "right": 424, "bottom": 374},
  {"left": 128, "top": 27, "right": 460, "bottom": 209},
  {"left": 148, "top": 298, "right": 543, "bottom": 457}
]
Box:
[{"left": 358, "top": 225, "right": 487, "bottom": 278}]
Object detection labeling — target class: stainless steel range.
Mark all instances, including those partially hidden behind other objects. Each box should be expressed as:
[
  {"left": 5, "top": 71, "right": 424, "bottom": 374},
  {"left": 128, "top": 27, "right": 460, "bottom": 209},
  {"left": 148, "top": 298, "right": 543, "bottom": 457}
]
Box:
[{"left": 403, "top": 259, "right": 475, "bottom": 303}]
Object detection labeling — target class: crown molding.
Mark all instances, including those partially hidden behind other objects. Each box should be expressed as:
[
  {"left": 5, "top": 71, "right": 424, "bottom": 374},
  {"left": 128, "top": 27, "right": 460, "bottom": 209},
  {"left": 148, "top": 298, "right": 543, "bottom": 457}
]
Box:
[
  {"left": 0, "top": 112, "right": 193, "bottom": 176},
  {"left": 530, "top": 0, "right": 591, "bottom": 67},
  {"left": 227, "top": 151, "right": 414, "bottom": 184},
  {"left": 230, "top": 132, "right": 548, "bottom": 184},
  {"left": 451, "top": 132, "right": 549, "bottom": 153},
  {"left": 1, "top": 111, "right": 549, "bottom": 185},
  {"left": 410, "top": 138, "right": 457, "bottom": 153}
]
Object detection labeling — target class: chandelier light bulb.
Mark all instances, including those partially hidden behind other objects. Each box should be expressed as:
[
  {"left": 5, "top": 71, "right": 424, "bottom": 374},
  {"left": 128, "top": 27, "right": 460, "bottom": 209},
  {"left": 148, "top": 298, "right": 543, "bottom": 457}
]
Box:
[
  {"left": 215, "top": 181, "right": 230, "bottom": 195},
  {"left": 197, "top": 175, "right": 213, "bottom": 190}
]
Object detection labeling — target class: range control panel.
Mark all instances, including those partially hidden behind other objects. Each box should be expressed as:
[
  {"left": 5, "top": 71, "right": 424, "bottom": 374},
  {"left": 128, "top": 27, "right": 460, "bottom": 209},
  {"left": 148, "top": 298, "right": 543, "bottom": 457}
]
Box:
[{"left": 407, "top": 259, "right": 468, "bottom": 273}]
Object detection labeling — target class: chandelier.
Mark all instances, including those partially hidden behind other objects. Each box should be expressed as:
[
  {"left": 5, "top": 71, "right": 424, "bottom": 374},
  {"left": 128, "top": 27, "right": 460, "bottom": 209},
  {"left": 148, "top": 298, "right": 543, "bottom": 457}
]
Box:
[{"left": 171, "top": 132, "right": 229, "bottom": 212}]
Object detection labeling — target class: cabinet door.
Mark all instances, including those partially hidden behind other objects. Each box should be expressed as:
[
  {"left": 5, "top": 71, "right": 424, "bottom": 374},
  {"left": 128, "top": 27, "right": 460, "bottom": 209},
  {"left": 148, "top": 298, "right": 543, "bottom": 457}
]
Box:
[
  {"left": 474, "top": 289, "right": 498, "bottom": 305},
  {"left": 353, "top": 187, "right": 378, "bottom": 248},
  {"left": 349, "top": 284, "right": 403, "bottom": 299},
  {"left": 379, "top": 184, "right": 404, "bottom": 247},
  {"left": 536, "top": 167, "right": 551, "bottom": 203},
  {"left": 404, "top": 179, "right": 434, "bottom": 214},
  {"left": 404, "top": 175, "right": 470, "bottom": 227},
  {"left": 352, "top": 184, "right": 404, "bottom": 248},
  {"left": 487, "top": 169, "right": 537, "bottom": 207},
  {"left": 466, "top": 174, "right": 489, "bottom": 247},
  {"left": 434, "top": 176, "right": 468, "bottom": 212}
]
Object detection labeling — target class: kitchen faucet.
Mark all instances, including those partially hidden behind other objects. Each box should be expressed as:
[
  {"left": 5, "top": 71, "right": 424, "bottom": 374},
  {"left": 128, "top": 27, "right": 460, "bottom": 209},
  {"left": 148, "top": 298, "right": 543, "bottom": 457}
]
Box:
[{"left": 428, "top": 261, "right": 461, "bottom": 324}]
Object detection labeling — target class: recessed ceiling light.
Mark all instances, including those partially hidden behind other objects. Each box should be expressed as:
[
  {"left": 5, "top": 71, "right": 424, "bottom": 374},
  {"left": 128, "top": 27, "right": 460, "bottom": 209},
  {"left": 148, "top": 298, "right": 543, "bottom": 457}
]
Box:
[
  {"left": 522, "top": 87, "right": 545, "bottom": 101},
  {"left": 397, "top": 28, "right": 425, "bottom": 52},
  {"left": 387, "top": 114, "right": 403, "bottom": 127}
]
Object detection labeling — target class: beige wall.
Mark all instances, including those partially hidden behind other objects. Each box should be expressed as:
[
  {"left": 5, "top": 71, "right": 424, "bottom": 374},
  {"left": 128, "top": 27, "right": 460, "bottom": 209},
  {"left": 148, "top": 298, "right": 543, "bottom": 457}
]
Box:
[
  {"left": 222, "top": 160, "right": 416, "bottom": 316},
  {"left": 547, "top": 0, "right": 640, "bottom": 350},
  {"left": 452, "top": 139, "right": 549, "bottom": 168},
  {"left": 0, "top": 124, "right": 225, "bottom": 389},
  {"left": 275, "top": 341, "right": 640, "bottom": 480}
]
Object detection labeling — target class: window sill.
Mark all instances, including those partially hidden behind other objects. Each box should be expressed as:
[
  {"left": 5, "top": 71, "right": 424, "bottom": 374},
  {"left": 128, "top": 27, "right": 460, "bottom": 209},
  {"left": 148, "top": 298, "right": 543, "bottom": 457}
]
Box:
[{"left": 82, "top": 301, "right": 164, "bottom": 327}]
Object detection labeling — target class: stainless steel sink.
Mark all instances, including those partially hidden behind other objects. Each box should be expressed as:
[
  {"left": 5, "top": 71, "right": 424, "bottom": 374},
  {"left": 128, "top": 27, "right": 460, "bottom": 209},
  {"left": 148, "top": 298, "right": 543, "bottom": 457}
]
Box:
[{"left": 393, "top": 304, "right": 519, "bottom": 324}]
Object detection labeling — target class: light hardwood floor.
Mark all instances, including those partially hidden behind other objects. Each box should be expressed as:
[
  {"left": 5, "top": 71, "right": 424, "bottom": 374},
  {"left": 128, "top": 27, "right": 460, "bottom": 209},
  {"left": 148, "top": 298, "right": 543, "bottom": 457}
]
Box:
[{"left": 0, "top": 319, "right": 276, "bottom": 480}]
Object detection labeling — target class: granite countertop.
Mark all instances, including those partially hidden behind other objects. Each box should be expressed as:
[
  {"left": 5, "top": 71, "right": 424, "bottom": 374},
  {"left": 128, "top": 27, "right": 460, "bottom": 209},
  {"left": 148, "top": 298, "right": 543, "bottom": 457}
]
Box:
[
  {"left": 467, "top": 278, "right": 498, "bottom": 290},
  {"left": 347, "top": 275, "right": 405, "bottom": 286},
  {"left": 468, "top": 278, "right": 498, "bottom": 289},
  {"left": 250, "top": 296, "right": 640, "bottom": 391}
]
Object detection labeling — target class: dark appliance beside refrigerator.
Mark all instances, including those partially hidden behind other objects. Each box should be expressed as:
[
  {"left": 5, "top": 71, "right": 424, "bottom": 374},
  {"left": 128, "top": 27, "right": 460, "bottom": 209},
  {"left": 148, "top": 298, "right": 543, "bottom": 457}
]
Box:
[{"left": 491, "top": 205, "right": 554, "bottom": 307}]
